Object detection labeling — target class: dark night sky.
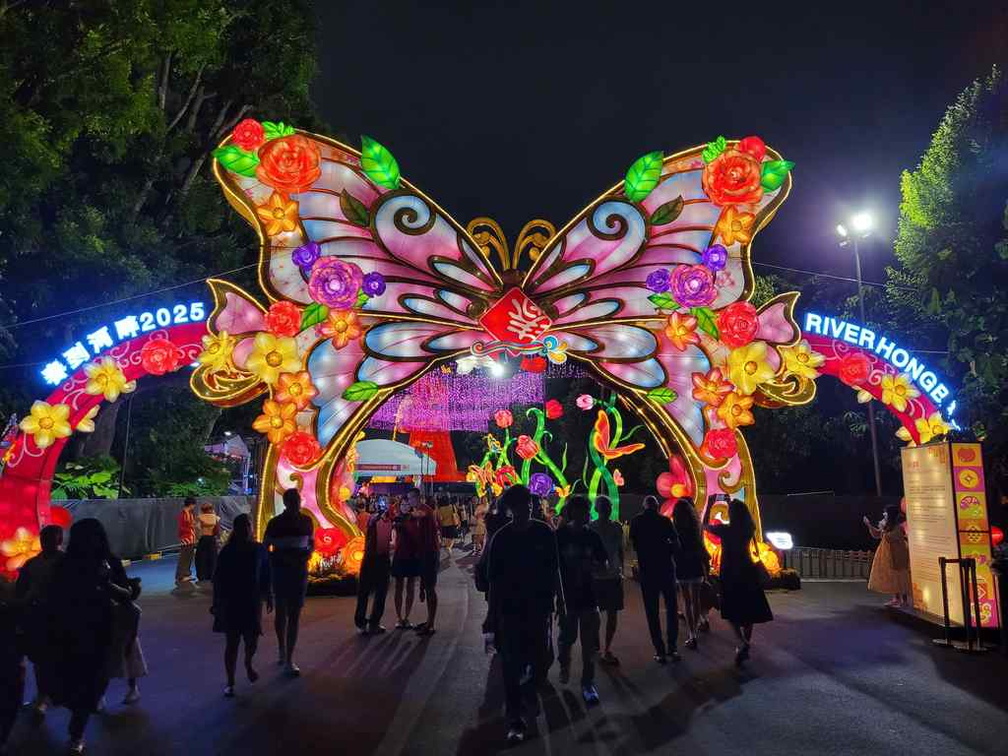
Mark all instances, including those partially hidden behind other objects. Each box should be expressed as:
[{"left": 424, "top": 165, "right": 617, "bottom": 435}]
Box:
[{"left": 312, "top": 1, "right": 1006, "bottom": 284}]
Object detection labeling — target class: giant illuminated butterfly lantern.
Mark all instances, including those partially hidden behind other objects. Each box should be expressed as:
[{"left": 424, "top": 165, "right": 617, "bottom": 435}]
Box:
[{"left": 193, "top": 120, "right": 815, "bottom": 565}]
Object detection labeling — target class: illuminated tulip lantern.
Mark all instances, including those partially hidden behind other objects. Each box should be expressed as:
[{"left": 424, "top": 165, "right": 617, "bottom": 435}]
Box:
[{"left": 196, "top": 121, "right": 815, "bottom": 557}]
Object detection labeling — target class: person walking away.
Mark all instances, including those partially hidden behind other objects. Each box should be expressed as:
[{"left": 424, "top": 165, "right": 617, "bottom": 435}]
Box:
[
  {"left": 413, "top": 489, "right": 441, "bottom": 636},
  {"left": 458, "top": 498, "right": 471, "bottom": 548},
  {"left": 195, "top": 502, "right": 221, "bottom": 583},
  {"left": 705, "top": 499, "right": 773, "bottom": 666},
  {"left": 41, "top": 519, "right": 132, "bottom": 754},
  {"left": 264, "top": 488, "right": 314, "bottom": 676},
  {"left": 556, "top": 495, "right": 607, "bottom": 705},
  {"left": 589, "top": 496, "right": 624, "bottom": 666},
  {"left": 436, "top": 496, "right": 459, "bottom": 554},
  {"left": 472, "top": 500, "right": 488, "bottom": 556},
  {"left": 176, "top": 498, "right": 197, "bottom": 587},
  {"left": 0, "top": 578, "right": 23, "bottom": 754},
  {"left": 629, "top": 495, "right": 682, "bottom": 663},
  {"left": 485, "top": 484, "right": 558, "bottom": 745},
  {"left": 672, "top": 498, "right": 709, "bottom": 650},
  {"left": 864, "top": 504, "right": 910, "bottom": 606},
  {"left": 212, "top": 514, "right": 272, "bottom": 697},
  {"left": 16, "top": 524, "right": 64, "bottom": 716},
  {"left": 104, "top": 552, "right": 146, "bottom": 706},
  {"left": 355, "top": 498, "right": 394, "bottom": 635}
]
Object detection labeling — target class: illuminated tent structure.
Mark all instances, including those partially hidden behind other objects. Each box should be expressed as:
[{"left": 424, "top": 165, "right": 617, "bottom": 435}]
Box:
[{"left": 353, "top": 438, "right": 435, "bottom": 480}]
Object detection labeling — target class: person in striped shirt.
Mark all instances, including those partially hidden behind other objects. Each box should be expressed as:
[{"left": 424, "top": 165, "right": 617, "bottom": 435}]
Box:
[{"left": 264, "top": 488, "right": 314, "bottom": 676}]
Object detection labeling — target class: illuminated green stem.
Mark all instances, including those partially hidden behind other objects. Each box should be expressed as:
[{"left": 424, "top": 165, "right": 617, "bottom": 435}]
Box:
[{"left": 521, "top": 408, "right": 547, "bottom": 485}]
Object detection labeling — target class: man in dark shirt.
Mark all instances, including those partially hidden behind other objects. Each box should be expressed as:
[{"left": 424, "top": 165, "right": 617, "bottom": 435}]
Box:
[
  {"left": 486, "top": 484, "right": 558, "bottom": 745},
  {"left": 355, "top": 499, "right": 394, "bottom": 635},
  {"left": 629, "top": 495, "right": 682, "bottom": 662},
  {"left": 264, "top": 488, "right": 314, "bottom": 676},
  {"left": 556, "top": 495, "right": 608, "bottom": 706}
]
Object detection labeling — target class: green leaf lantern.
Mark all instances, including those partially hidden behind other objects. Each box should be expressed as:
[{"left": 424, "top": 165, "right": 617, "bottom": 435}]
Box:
[
  {"left": 701, "top": 136, "right": 727, "bottom": 163},
  {"left": 691, "top": 306, "right": 720, "bottom": 338},
  {"left": 360, "top": 135, "right": 401, "bottom": 189},
  {"left": 342, "top": 381, "right": 380, "bottom": 402},
  {"left": 647, "top": 387, "right": 679, "bottom": 404},
  {"left": 339, "top": 190, "right": 370, "bottom": 227},
  {"left": 300, "top": 302, "right": 329, "bottom": 330},
  {"left": 212, "top": 145, "right": 259, "bottom": 177},
  {"left": 647, "top": 293, "right": 679, "bottom": 310},
  {"left": 760, "top": 160, "right": 795, "bottom": 191},
  {"left": 624, "top": 151, "right": 663, "bottom": 202}
]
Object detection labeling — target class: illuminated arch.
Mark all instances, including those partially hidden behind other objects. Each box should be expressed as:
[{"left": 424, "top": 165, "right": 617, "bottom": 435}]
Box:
[
  {"left": 0, "top": 319, "right": 207, "bottom": 574},
  {"left": 799, "top": 311, "right": 956, "bottom": 445},
  {"left": 193, "top": 123, "right": 814, "bottom": 571}
]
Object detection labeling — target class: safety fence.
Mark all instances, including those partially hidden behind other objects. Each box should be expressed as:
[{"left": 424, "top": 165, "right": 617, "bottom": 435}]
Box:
[{"left": 788, "top": 547, "right": 872, "bottom": 579}]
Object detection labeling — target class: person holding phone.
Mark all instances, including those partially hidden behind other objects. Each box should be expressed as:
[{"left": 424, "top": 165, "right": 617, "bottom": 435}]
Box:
[{"left": 864, "top": 505, "right": 910, "bottom": 606}]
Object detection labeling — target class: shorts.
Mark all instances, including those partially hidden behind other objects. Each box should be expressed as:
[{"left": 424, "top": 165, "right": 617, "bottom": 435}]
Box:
[
  {"left": 594, "top": 576, "right": 624, "bottom": 612},
  {"left": 440, "top": 525, "right": 459, "bottom": 539},
  {"left": 391, "top": 557, "right": 421, "bottom": 579},
  {"left": 272, "top": 567, "right": 308, "bottom": 609}
]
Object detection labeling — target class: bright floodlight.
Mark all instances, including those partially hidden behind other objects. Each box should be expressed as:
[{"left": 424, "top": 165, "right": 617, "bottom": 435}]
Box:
[
  {"left": 835, "top": 223, "right": 848, "bottom": 237},
  {"left": 765, "top": 531, "right": 794, "bottom": 550},
  {"left": 489, "top": 360, "right": 504, "bottom": 377},
  {"left": 851, "top": 212, "right": 873, "bottom": 233}
]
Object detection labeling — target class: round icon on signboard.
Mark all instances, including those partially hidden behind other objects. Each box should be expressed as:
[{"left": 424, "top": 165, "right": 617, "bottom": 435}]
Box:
[
  {"left": 956, "top": 447, "right": 977, "bottom": 464},
  {"left": 959, "top": 494, "right": 981, "bottom": 510},
  {"left": 958, "top": 469, "right": 980, "bottom": 489}
]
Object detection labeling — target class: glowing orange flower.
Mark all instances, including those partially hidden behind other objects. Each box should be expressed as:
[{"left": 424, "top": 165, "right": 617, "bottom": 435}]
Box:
[
  {"left": 256, "top": 192, "right": 299, "bottom": 236},
  {"left": 319, "top": 309, "right": 362, "bottom": 349},
  {"left": 716, "top": 392, "right": 755, "bottom": 429},
  {"left": 252, "top": 400, "right": 298, "bottom": 444},
  {"left": 691, "top": 368, "right": 733, "bottom": 407},
  {"left": 663, "top": 312, "right": 700, "bottom": 351},
  {"left": 1, "top": 527, "right": 41, "bottom": 572},
  {"left": 275, "top": 371, "right": 318, "bottom": 410},
  {"left": 714, "top": 207, "right": 756, "bottom": 246}
]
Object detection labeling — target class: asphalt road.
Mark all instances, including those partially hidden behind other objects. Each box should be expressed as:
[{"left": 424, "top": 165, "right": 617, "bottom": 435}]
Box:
[{"left": 7, "top": 549, "right": 1008, "bottom": 755}]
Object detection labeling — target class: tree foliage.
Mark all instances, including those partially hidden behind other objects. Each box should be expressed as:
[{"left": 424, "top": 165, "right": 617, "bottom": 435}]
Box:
[
  {"left": 887, "top": 66, "right": 1008, "bottom": 478},
  {"left": 0, "top": 0, "right": 321, "bottom": 492}
]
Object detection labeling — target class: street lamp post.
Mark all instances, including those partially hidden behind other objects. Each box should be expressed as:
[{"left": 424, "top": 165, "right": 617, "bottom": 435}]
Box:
[{"left": 837, "top": 213, "right": 883, "bottom": 497}]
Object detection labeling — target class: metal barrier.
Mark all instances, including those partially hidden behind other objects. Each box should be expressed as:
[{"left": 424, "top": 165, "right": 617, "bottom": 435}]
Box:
[{"left": 791, "top": 547, "right": 873, "bottom": 579}]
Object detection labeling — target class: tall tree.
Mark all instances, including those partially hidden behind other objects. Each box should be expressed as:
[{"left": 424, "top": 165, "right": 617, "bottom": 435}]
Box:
[
  {"left": 886, "top": 66, "right": 1008, "bottom": 480},
  {"left": 0, "top": 0, "right": 322, "bottom": 477}
]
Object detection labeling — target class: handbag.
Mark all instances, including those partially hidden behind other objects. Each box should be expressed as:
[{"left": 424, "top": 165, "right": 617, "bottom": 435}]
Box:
[{"left": 699, "top": 578, "right": 720, "bottom": 612}]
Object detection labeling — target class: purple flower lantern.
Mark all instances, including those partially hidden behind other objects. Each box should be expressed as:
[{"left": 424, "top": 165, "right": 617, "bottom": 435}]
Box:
[
  {"left": 292, "top": 241, "right": 321, "bottom": 270},
  {"left": 645, "top": 269, "right": 671, "bottom": 293},
  {"left": 529, "top": 472, "right": 555, "bottom": 498},
  {"left": 362, "top": 271, "right": 386, "bottom": 297},
  {"left": 702, "top": 244, "right": 728, "bottom": 271},
  {"left": 669, "top": 264, "right": 716, "bottom": 308},
  {"left": 308, "top": 258, "right": 364, "bottom": 309}
]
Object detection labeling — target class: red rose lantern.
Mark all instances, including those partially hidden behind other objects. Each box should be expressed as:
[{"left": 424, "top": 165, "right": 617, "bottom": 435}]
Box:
[
  {"left": 702, "top": 142, "right": 764, "bottom": 206},
  {"left": 544, "top": 399, "right": 563, "bottom": 420},
  {"left": 265, "top": 300, "right": 302, "bottom": 337},
  {"left": 231, "top": 118, "right": 266, "bottom": 151},
  {"left": 838, "top": 353, "right": 872, "bottom": 387},
  {"left": 704, "top": 428, "right": 738, "bottom": 460},
  {"left": 282, "top": 431, "right": 321, "bottom": 467},
  {"left": 716, "top": 302, "right": 759, "bottom": 348},
  {"left": 493, "top": 409, "right": 513, "bottom": 429},
  {"left": 515, "top": 435, "right": 540, "bottom": 461},
  {"left": 140, "top": 338, "right": 184, "bottom": 376},
  {"left": 255, "top": 134, "right": 322, "bottom": 194},
  {"left": 315, "top": 527, "right": 347, "bottom": 558}
]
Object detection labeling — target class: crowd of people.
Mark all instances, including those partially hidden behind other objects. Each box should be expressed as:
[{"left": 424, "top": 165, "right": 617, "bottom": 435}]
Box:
[{"left": 0, "top": 483, "right": 780, "bottom": 752}]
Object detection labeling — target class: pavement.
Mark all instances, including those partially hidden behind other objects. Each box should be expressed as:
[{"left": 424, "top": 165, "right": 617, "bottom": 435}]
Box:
[{"left": 7, "top": 547, "right": 1008, "bottom": 756}]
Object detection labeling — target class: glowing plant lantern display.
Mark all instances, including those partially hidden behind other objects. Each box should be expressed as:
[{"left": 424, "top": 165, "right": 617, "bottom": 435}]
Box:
[{"left": 195, "top": 122, "right": 815, "bottom": 556}]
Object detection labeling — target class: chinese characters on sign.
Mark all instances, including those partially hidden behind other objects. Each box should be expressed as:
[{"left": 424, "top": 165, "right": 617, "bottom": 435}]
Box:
[
  {"left": 40, "top": 301, "right": 206, "bottom": 386},
  {"left": 478, "top": 288, "right": 552, "bottom": 345}
]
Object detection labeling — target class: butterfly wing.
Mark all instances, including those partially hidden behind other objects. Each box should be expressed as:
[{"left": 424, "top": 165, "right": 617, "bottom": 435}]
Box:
[
  {"left": 522, "top": 139, "right": 799, "bottom": 511},
  {"left": 208, "top": 131, "right": 504, "bottom": 453}
]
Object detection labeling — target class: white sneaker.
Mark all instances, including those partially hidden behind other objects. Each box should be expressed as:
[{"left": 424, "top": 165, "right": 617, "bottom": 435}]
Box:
[
  {"left": 285, "top": 662, "right": 301, "bottom": 677},
  {"left": 122, "top": 688, "right": 140, "bottom": 705},
  {"left": 223, "top": 685, "right": 235, "bottom": 698},
  {"left": 68, "top": 739, "right": 86, "bottom": 754}
]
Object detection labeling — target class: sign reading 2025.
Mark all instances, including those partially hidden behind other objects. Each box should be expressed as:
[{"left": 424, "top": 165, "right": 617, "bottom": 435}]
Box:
[{"left": 40, "top": 301, "right": 206, "bottom": 386}]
